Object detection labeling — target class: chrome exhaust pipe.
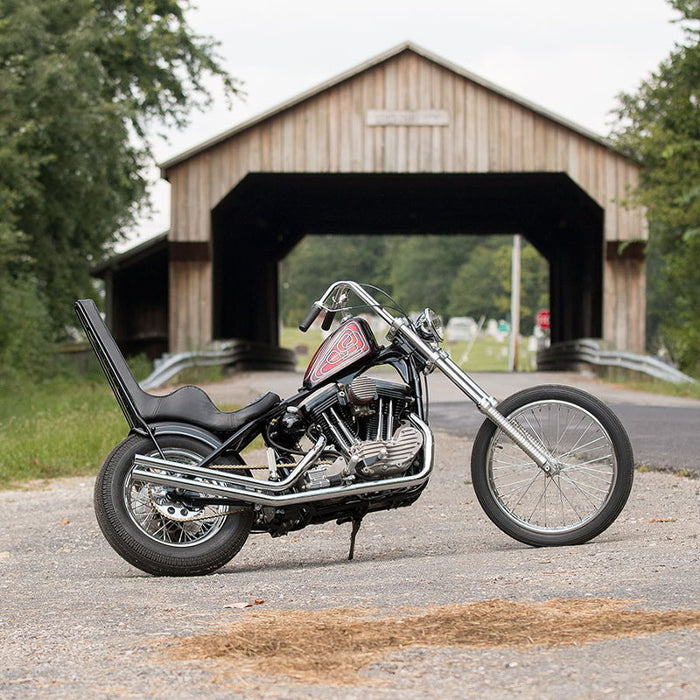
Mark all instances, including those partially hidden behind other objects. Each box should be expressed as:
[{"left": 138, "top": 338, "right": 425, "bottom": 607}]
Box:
[
  {"left": 131, "top": 415, "right": 434, "bottom": 507},
  {"left": 133, "top": 433, "right": 328, "bottom": 493}
]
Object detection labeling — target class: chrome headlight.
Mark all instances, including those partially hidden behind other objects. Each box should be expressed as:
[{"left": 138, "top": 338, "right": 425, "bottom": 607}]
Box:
[{"left": 416, "top": 308, "right": 443, "bottom": 343}]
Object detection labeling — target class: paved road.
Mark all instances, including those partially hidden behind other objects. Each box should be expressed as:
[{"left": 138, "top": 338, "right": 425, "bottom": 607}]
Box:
[{"left": 429, "top": 402, "right": 700, "bottom": 475}]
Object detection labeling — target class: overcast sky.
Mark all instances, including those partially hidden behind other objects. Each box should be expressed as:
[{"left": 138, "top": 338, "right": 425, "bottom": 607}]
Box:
[{"left": 131, "top": 0, "right": 688, "bottom": 243}]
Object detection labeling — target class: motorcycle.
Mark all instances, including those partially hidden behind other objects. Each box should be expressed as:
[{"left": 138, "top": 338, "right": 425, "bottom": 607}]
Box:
[{"left": 75, "top": 280, "right": 634, "bottom": 577}]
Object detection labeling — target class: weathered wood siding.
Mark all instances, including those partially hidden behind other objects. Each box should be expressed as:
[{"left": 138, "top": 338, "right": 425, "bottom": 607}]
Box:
[{"left": 165, "top": 46, "right": 647, "bottom": 352}]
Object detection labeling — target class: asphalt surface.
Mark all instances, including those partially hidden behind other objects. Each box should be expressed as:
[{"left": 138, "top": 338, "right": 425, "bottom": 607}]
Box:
[
  {"left": 1, "top": 369, "right": 699, "bottom": 698},
  {"left": 429, "top": 402, "right": 700, "bottom": 475}
]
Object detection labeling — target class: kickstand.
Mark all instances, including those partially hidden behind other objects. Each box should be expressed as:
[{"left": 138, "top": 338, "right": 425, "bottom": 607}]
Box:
[{"left": 348, "top": 512, "right": 366, "bottom": 561}]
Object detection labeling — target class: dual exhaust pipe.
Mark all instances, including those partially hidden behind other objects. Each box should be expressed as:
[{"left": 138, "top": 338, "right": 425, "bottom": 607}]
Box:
[{"left": 131, "top": 414, "right": 434, "bottom": 507}]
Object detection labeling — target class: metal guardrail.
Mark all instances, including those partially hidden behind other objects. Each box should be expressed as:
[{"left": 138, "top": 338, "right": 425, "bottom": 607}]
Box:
[
  {"left": 537, "top": 339, "right": 697, "bottom": 384},
  {"left": 140, "top": 341, "right": 296, "bottom": 390}
]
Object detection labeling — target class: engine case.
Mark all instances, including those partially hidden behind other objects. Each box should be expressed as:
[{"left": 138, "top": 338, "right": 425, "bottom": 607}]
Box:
[{"left": 301, "top": 375, "right": 421, "bottom": 479}]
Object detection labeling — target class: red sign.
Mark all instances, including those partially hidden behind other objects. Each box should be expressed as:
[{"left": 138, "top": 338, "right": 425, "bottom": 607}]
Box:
[{"left": 536, "top": 310, "right": 551, "bottom": 331}]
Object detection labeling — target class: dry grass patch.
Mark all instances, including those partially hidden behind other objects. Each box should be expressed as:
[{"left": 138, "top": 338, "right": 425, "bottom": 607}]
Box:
[{"left": 168, "top": 598, "right": 700, "bottom": 685}]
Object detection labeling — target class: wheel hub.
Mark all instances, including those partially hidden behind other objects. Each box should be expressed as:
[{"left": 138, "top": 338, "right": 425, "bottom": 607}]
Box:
[{"left": 148, "top": 485, "right": 208, "bottom": 522}]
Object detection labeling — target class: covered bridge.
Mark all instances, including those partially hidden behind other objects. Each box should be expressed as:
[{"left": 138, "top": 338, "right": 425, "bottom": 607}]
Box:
[{"left": 97, "top": 42, "right": 647, "bottom": 362}]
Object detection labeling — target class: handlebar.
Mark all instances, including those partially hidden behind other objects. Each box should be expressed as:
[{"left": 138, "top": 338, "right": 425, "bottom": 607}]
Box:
[
  {"left": 298, "top": 303, "right": 322, "bottom": 332},
  {"left": 299, "top": 280, "right": 404, "bottom": 333},
  {"left": 320, "top": 310, "right": 336, "bottom": 331}
]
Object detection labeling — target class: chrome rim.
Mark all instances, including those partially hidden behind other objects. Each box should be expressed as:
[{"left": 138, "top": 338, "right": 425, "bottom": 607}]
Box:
[
  {"left": 124, "top": 447, "right": 229, "bottom": 547},
  {"left": 486, "top": 400, "right": 617, "bottom": 534}
]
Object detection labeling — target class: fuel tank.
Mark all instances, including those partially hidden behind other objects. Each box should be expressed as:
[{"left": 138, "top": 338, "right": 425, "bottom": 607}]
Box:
[{"left": 303, "top": 317, "right": 378, "bottom": 389}]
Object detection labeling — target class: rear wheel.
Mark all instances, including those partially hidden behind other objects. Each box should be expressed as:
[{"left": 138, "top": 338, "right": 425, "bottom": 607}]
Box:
[
  {"left": 471, "top": 385, "right": 634, "bottom": 547},
  {"left": 94, "top": 434, "right": 253, "bottom": 576}
]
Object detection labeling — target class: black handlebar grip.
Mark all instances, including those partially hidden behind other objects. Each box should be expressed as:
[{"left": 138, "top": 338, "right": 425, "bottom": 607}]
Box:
[
  {"left": 299, "top": 303, "right": 321, "bottom": 332},
  {"left": 320, "top": 310, "right": 336, "bottom": 331}
]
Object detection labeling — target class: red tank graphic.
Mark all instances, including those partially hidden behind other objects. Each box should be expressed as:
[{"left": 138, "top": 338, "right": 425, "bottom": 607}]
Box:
[{"left": 303, "top": 318, "right": 378, "bottom": 388}]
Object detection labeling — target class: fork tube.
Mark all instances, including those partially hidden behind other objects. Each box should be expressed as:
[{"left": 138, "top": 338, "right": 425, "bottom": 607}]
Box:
[
  {"left": 394, "top": 322, "right": 552, "bottom": 470},
  {"left": 391, "top": 320, "right": 494, "bottom": 406}
]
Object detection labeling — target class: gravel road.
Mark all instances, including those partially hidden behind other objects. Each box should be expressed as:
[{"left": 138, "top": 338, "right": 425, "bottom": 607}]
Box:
[{"left": 2, "top": 418, "right": 699, "bottom": 698}]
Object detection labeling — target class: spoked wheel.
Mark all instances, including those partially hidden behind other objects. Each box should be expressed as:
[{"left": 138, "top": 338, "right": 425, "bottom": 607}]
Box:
[
  {"left": 471, "top": 385, "right": 634, "bottom": 547},
  {"left": 95, "top": 434, "right": 253, "bottom": 576}
]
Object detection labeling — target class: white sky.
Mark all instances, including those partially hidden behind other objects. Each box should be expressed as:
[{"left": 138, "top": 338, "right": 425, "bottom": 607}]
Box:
[{"left": 131, "top": 0, "right": 688, "bottom": 243}]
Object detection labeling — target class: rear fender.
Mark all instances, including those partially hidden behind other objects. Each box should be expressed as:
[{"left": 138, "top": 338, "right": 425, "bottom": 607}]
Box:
[{"left": 147, "top": 422, "right": 223, "bottom": 450}]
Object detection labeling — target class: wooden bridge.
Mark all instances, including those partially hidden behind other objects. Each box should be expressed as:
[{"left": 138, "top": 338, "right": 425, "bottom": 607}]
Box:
[{"left": 96, "top": 42, "right": 647, "bottom": 361}]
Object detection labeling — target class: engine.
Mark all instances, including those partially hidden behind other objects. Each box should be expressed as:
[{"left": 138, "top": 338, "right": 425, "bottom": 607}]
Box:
[{"left": 268, "top": 376, "right": 423, "bottom": 481}]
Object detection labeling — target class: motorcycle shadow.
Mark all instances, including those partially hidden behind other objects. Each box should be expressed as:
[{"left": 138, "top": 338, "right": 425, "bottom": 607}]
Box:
[
  {"left": 221, "top": 532, "right": 528, "bottom": 576},
  {"left": 113, "top": 530, "right": 632, "bottom": 579}
]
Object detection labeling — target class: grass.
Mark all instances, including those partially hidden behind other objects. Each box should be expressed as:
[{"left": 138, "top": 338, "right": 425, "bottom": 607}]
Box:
[
  {"left": 169, "top": 598, "right": 700, "bottom": 686},
  {"left": 0, "top": 376, "right": 127, "bottom": 489},
  {"left": 0, "top": 366, "right": 260, "bottom": 489}
]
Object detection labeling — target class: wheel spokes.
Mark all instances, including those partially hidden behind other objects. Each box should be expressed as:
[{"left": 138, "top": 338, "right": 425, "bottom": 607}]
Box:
[
  {"left": 488, "top": 401, "right": 617, "bottom": 533},
  {"left": 124, "top": 448, "right": 229, "bottom": 547}
]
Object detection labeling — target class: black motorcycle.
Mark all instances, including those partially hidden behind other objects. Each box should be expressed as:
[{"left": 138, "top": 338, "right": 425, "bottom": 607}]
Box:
[{"left": 76, "top": 280, "right": 634, "bottom": 577}]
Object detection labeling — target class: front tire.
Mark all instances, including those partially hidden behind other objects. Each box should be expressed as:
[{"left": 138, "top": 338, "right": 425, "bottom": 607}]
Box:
[
  {"left": 94, "top": 434, "right": 253, "bottom": 576},
  {"left": 471, "top": 385, "right": 634, "bottom": 547}
]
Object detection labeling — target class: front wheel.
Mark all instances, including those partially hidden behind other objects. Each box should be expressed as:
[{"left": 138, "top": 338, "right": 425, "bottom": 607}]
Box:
[
  {"left": 471, "top": 385, "right": 634, "bottom": 547},
  {"left": 94, "top": 434, "right": 253, "bottom": 576}
]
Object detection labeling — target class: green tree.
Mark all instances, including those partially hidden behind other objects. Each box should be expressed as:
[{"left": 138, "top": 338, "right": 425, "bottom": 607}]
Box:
[
  {"left": 387, "top": 235, "right": 480, "bottom": 314},
  {"left": 446, "top": 240, "right": 508, "bottom": 321},
  {"left": 0, "top": 0, "right": 237, "bottom": 335},
  {"left": 612, "top": 0, "right": 700, "bottom": 374},
  {"left": 0, "top": 230, "right": 52, "bottom": 383},
  {"left": 279, "top": 234, "right": 389, "bottom": 326},
  {"left": 447, "top": 238, "right": 548, "bottom": 334}
]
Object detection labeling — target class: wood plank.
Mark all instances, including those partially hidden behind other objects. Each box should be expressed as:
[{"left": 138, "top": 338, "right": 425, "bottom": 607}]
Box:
[
  {"left": 475, "top": 85, "right": 489, "bottom": 171},
  {"left": 412, "top": 55, "right": 425, "bottom": 172},
  {"left": 328, "top": 85, "right": 341, "bottom": 171},
  {"left": 431, "top": 64, "right": 443, "bottom": 171},
  {"left": 383, "top": 60, "right": 399, "bottom": 171},
  {"left": 351, "top": 78, "right": 364, "bottom": 171},
  {"left": 294, "top": 107, "right": 306, "bottom": 172},
  {"left": 452, "top": 76, "right": 465, "bottom": 171},
  {"left": 499, "top": 99, "right": 511, "bottom": 171},
  {"left": 261, "top": 123, "right": 272, "bottom": 169},
  {"left": 509, "top": 103, "right": 523, "bottom": 171},
  {"left": 521, "top": 110, "right": 534, "bottom": 170},
  {"left": 372, "top": 67, "right": 385, "bottom": 172},
  {"left": 544, "top": 120, "right": 557, "bottom": 171},
  {"left": 339, "top": 82, "right": 352, "bottom": 170},
  {"left": 361, "top": 76, "right": 375, "bottom": 171},
  {"left": 556, "top": 127, "right": 569, "bottom": 173},
  {"left": 280, "top": 113, "right": 294, "bottom": 170},
  {"left": 396, "top": 55, "right": 410, "bottom": 172},
  {"left": 488, "top": 97, "right": 500, "bottom": 171},
  {"left": 533, "top": 116, "right": 547, "bottom": 170}
]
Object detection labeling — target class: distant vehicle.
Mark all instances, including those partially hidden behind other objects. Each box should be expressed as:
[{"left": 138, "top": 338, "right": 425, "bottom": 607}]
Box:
[{"left": 446, "top": 316, "right": 478, "bottom": 342}]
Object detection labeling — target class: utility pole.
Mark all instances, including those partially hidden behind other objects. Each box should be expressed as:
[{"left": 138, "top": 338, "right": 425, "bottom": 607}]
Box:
[{"left": 508, "top": 234, "right": 521, "bottom": 372}]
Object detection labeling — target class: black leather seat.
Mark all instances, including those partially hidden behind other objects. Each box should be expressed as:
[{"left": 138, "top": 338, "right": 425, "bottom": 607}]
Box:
[{"left": 74, "top": 299, "right": 280, "bottom": 434}]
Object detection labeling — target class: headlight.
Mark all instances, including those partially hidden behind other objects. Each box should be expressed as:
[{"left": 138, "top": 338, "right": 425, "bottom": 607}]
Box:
[{"left": 416, "top": 308, "right": 443, "bottom": 343}]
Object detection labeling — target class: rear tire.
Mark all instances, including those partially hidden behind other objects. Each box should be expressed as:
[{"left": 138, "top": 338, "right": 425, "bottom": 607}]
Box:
[
  {"left": 471, "top": 385, "right": 634, "bottom": 547},
  {"left": 94, "top": 434, "right": 253, "bottom": 576}
]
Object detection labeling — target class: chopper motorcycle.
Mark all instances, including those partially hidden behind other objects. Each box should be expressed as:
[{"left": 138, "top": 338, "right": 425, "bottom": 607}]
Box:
[{"left": 76, "top": 280, "right": 634, "bottom": 577}]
